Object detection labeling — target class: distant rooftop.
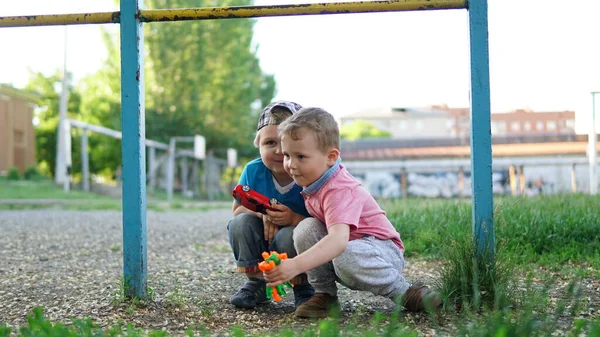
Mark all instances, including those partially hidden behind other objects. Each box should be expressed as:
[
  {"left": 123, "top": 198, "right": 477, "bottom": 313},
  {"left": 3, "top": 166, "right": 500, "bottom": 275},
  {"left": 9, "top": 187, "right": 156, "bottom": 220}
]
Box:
[
  {"left": 341, "top": 106, "right": 448, "bottom": 120},
  {"left": 0, "top": 84, "right": 40, "bottom": 103}
]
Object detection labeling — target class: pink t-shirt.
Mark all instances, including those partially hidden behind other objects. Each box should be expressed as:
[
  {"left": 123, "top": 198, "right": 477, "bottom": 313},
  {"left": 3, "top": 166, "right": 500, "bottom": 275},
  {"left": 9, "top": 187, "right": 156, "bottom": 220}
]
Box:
[{"left": 302, "top": 165, "right": 404, "bottom": 252}]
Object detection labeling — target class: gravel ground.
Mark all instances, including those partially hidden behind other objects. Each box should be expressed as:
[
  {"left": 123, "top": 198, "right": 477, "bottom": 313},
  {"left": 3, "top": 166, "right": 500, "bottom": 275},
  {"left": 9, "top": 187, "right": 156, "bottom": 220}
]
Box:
[
  {"left": 0, "top": 210, "right": 598, "bottom": 336},
  {"left": 0, "top": 209, "right": 442, "bottom": 336}
]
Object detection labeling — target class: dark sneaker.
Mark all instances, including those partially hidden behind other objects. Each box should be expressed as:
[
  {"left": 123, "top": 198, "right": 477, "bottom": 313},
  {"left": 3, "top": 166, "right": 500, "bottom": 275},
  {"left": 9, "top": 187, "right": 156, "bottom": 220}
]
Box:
[
  {"left": 401, "top": 283, "right": 442, "bottom": 312},
  {"left": 230, "top": 278, "right": 268, "bottom": 309},
  {"left": 293, "top": 283, "right": 315, "bottom": 308},
  {"left": 294, "top": 293, "right": 340, "bottom": 318}
]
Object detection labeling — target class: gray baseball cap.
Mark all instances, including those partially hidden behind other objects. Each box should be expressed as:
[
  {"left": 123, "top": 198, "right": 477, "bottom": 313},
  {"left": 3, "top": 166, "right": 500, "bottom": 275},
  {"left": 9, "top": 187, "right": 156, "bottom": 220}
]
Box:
[{"left": 256, "top": 100, "right": 303, "bottom": 131}]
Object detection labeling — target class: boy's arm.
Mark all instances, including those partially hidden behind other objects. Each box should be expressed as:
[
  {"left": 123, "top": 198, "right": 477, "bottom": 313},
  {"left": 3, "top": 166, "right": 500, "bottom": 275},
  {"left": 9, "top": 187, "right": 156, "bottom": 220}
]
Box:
[
  {"left": 265, "top": 205, "right": 306, "bottom": 226},
  {"left": 232, "top": 201, "right": 262, "bottom": 218},
  {"left": 263, "top": 223, "right": 349, "bottom": 286}
]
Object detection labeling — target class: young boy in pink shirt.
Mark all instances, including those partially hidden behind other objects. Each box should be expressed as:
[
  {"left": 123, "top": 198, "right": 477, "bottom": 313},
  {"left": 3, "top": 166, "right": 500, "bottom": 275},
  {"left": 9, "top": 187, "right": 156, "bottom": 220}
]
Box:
[{"left": 263, "top": 107, "right": 442, "bottom": 318}]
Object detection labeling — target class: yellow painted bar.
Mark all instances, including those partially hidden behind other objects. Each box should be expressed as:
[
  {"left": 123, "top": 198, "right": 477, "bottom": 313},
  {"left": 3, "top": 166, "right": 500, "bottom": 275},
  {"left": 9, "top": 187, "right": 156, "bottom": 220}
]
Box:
[
  {"left": 0, "top": 12, "right": 120, "bottom": 28},
  {"left": 0, "top": 1, "right": 464, "bottom": 28},
  {"left": 141, "top": 0, "right": 466, "bottom": 22}
]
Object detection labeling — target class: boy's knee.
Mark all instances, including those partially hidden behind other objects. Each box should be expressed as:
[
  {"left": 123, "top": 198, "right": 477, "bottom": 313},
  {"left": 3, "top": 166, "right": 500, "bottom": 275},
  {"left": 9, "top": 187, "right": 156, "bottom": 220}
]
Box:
[
  {"left": 293, "top": 218, "right": 326, "bottom": 253},
  {"left": 272, "top": 226, "right": 295, "bottom": 254},
  {"left": 292, "top": 218, "right": 322, "bottom": 242},
  {"left": 274, "top": 226, "right": 294, "bottom": 244},
  {"left": 229, "top": 213, "right": 259, "bottom": 237},
  {"left": 332, "top": 252, "right": 357, "bottom": 278}
]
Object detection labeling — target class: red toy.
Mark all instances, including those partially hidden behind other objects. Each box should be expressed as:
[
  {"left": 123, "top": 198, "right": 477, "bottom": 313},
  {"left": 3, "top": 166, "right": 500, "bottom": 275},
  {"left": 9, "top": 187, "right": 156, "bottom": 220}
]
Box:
[{"left": 232, "top": 184, "right": 279, "bottom": 214}]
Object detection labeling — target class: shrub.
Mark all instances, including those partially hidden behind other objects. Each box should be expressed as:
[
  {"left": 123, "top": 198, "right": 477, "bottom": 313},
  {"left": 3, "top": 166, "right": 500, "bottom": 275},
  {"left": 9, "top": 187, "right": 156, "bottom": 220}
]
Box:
[
  {"left": 7, "top": 167, "right": 20, "bottom": 180},
  {"left": 434, "top": 224, "right": 515, "bottom": 311},
  {"left": 24, "top": 166, "right": 43, "bottom": 181}
]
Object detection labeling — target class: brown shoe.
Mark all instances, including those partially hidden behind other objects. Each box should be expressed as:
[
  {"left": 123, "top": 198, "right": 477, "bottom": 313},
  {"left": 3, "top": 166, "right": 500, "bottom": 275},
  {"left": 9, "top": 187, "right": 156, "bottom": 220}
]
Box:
[
  {"left": 294, "top": 293, "right": 340, "bottom": 318},
  {"left": 401, "top": 284, "right": 442, "bottom": 312}
]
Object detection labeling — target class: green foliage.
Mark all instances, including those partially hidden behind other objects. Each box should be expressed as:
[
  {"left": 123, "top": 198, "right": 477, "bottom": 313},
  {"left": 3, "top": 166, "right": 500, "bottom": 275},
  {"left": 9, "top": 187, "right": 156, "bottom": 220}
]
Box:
[
  {"left": 340, "top": 120, "right": 392, "bottom": 140},
  {"left": 23, "top": 166, "right": 44, "bottom": 181},
  {"left": 383, "top": 195, "right": 600, "bottom": 311},
  {"left": 494, "top": 195, "right": 600, "bottom": 264},
  {"left": 7, "top": 167, "right": 20, "bottom": 180},
  {"left": 25, "top": 71, "right": 82, "bottom": 179},
  {"left": 456, "top": 278, "right": 589, "bottom": 337},
  {"left": 221, "top": 165, "right": 246, "bottom": 192},
  {"left": 434, "top": 226, "right": 514, "bottom": 311},
  {"left": 0, "top": 180, "right": 109, "bottom": 200},
  {"left": 6, "top": 305, "right": 600, "bottom": 336},
  {"left": 384, "top": 195, "right": 600, "bottom": 265},
  {"left": 76, "top": 29, "right": 123, "bottom": 175},
  {"left": 13, "top": 307, "right": 104, "bottom": 337},
  {"left": 24, "top": 2, "right": 274, "bottom": 180},
  {"left": 143, "top": 0, "right": 275, "bottom": 159},
  {"left": 165, "top": 277, "right": 187, "bottom": 308}
]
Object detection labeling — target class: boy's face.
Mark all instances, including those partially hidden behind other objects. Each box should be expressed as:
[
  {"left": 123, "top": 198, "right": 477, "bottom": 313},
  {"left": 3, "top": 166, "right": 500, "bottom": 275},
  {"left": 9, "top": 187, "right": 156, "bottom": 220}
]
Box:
[
  {"left": 281, "top": 127, "right": 338, "bottom": 187},
  {"left": 258, "top": 125, "right": 286, "bottom": 176}
]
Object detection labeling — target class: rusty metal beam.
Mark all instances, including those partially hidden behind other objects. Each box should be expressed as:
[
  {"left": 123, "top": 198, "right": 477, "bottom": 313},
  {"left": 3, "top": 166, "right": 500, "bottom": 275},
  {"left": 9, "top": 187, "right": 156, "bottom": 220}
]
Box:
[
  {"left": 0, "top": 12, "right": 120, "bottom": 28},
  {"left": 140, "top": 1, "right": 466, "bottom": 22},
  {"left": 0, "top": 0, "right": 465, "bottom": 28}
]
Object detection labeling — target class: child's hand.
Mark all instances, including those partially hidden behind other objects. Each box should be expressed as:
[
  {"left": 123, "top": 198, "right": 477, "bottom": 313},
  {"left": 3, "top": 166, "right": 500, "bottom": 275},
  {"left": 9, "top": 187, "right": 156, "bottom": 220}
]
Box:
[
  {"left": 265, "top": 204, "right": 298, "bottom": 226},
  {"left": 262, "top": 216, "right": 279, "bottom": 243},
  {"left": 263, "top": 259, "right": 301, "bottom": 287}
]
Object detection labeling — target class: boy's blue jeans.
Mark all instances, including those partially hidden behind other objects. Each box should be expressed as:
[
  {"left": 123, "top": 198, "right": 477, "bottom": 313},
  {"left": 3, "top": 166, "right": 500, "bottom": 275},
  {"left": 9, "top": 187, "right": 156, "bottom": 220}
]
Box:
[{"left": 228, "top": 213, "right": 300, "bottom": 277}]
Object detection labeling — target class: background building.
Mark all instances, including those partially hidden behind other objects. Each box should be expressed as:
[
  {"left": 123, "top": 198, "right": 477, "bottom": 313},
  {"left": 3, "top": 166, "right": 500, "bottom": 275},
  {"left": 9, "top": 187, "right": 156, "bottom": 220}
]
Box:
[
  {"left": 431, "top": 104, "right": 576, "bottom": 138},
  {"left": 490, "top": 108, "right": 576, "bottom": 136},
  {"left": 339, "top": 106, "right": 454, "bottom": 139},
  {"left": 0, "top": 85, "right": 38, "bottom": 174},
  {"left": 341, "top": 105, "right": 576, "bottom": 141}
]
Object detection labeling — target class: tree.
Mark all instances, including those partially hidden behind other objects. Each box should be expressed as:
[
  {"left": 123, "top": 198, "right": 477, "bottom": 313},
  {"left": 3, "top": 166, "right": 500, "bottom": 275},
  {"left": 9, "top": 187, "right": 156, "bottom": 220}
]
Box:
[
  {"left": 340, "top": 120, "right": 392, "bottom": 141},
  {"left": 25, "top": 71, "right": 81, "bottom": 178},
  {"left": 27, "top": 0, "right": 275, "bottom": 180},
  {"left": 143, "top": 0, "right": 275, "bottom": 159}
]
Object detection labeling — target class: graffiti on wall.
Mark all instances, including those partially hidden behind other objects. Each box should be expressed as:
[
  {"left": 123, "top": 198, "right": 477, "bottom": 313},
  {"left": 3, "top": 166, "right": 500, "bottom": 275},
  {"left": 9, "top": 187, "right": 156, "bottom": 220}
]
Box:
[{"left": 353, "top": 170, "right": 555, "bottom": 198}]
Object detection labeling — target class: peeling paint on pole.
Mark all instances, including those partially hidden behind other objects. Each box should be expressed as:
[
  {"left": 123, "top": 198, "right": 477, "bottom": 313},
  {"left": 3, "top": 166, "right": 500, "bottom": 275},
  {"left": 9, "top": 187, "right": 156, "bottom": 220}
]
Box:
[
  {"left": 121, "top": 0, "right": 147, "bottom": 299},
  {"left": 468, "top": 0, "right": 494, "bottom": 262}
]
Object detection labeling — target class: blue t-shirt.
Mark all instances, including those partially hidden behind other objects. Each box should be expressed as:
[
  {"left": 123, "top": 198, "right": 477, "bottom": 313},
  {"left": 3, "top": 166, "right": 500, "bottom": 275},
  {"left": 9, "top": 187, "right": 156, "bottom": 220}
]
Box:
[{"left": 236, "top": 158, "right": 310, "bottom": 218}]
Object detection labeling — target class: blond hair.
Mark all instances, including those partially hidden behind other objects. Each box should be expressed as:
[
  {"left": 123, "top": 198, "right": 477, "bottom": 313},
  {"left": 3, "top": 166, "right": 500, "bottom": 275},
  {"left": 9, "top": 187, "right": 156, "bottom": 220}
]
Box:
[
  {"left": 278, "top": 107, "right": 340, "bottom": 152},
  {"left": 253, "top": 107, "right": 293, "bottom": 147}
]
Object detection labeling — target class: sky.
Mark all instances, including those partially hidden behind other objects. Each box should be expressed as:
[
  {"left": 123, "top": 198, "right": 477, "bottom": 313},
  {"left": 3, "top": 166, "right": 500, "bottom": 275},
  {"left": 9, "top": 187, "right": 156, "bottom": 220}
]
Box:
[{"left": 1, "top": 0, "right": 599, "bottom": 134}]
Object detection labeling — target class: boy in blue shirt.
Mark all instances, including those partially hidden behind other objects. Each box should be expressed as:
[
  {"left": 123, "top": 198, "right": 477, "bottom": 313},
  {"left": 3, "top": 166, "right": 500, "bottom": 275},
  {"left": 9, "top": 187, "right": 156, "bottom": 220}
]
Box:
[{"left": 228, "top": 101, "right": 315, "bottom": 309}]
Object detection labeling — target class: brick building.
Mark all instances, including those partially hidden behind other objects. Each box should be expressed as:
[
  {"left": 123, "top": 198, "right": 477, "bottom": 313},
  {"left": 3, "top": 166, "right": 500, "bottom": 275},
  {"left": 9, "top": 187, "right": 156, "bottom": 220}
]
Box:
[
  {"left": 490, "top": 108, "right": 575, "bottom": 135},
  {"left": 0, "top": 85, "right": 38, "bottom": 174},
  {"left": 432, "top": 104, "right": 576, "bottom": 138}
]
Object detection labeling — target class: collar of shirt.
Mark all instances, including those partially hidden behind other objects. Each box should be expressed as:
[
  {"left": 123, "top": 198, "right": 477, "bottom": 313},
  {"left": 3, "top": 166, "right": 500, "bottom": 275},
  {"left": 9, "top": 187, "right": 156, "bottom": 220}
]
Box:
[{"left": 301, "top": 157, "right": 342, "bottom": 198}]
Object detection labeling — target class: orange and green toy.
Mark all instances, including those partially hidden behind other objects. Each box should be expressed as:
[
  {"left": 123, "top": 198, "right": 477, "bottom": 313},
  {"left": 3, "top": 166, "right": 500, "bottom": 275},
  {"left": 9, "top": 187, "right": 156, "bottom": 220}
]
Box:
[{"left": 258, "top": 251, "right": 293, "bottom": 302}]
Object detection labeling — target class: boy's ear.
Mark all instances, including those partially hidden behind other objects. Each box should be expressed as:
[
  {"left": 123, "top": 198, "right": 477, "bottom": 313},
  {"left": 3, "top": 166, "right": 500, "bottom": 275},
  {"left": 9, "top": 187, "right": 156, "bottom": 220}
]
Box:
[{"left": 327, "top": 148, "right": 340, "bottom": 166}]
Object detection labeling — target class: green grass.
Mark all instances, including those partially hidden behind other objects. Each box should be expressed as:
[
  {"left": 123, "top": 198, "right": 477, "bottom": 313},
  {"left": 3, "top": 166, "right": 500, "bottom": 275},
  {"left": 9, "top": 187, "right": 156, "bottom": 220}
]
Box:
[
  {"left": 0, "top": 180, "right": 230, "bottom": 212},
  {"left": 380, "top": 195, "right": 600, "bottom": 315},
  {"left": 0, "top": 180, "right": 113, "bottom": 200},
  {"left": 383, "top": 195, "right": 600, "bottom": 266},
  {"left": 2, "top": 305, "right": 600, "bottom": 337}
]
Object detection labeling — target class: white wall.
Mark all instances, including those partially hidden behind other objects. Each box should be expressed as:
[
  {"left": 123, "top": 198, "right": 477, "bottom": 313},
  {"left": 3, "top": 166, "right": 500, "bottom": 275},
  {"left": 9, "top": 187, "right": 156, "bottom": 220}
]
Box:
[{"left": 345, "top": 156, "right": 599, "bottom": 198}]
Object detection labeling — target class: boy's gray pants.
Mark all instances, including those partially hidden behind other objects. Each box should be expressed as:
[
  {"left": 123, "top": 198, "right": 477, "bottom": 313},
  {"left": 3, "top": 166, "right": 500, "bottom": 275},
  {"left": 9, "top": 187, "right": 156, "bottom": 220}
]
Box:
[{"left": 293, "top": 217, "right": 410, "bottom": 300}]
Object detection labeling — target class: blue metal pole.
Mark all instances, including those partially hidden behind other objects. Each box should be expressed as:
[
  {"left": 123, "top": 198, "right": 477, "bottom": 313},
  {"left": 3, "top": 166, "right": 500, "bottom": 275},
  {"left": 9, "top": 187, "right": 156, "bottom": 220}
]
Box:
[
  {"left": 591, "top": 92, "right": 598, "bottom": 195},
  {"left": 120, "top": 0, "right": 147, "bottom": 298},
  {"left": 468, "top": 0, "right": 494, "bottom": 261}
]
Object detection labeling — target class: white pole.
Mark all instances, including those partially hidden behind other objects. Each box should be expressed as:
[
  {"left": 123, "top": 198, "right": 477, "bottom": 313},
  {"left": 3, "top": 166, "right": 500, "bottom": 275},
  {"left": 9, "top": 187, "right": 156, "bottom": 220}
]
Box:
[
  {"left": 81, "top": 130, "right": 89, "bottom": 192},
  {"left": 590, "top": 92, "right": 598, "bottom": 195},
  {"left": 148, "top": 147, "right": 156, "bottom": 191},
  {"left": 167, "top": 138, "right": 176, "bottom": 202},
  {"left": 55, "top": 27, "right": 69, "bottom": 186},
  {"left": 181, "top": 156, "right": 188, "bottom": 196}
]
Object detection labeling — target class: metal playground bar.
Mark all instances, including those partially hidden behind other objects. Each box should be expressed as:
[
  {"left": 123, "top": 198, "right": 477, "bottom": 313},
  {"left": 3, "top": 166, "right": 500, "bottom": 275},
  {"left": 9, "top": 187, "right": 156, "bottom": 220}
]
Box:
[{"left": 0, "top": 0, "right": 493, "bottom": 299}]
